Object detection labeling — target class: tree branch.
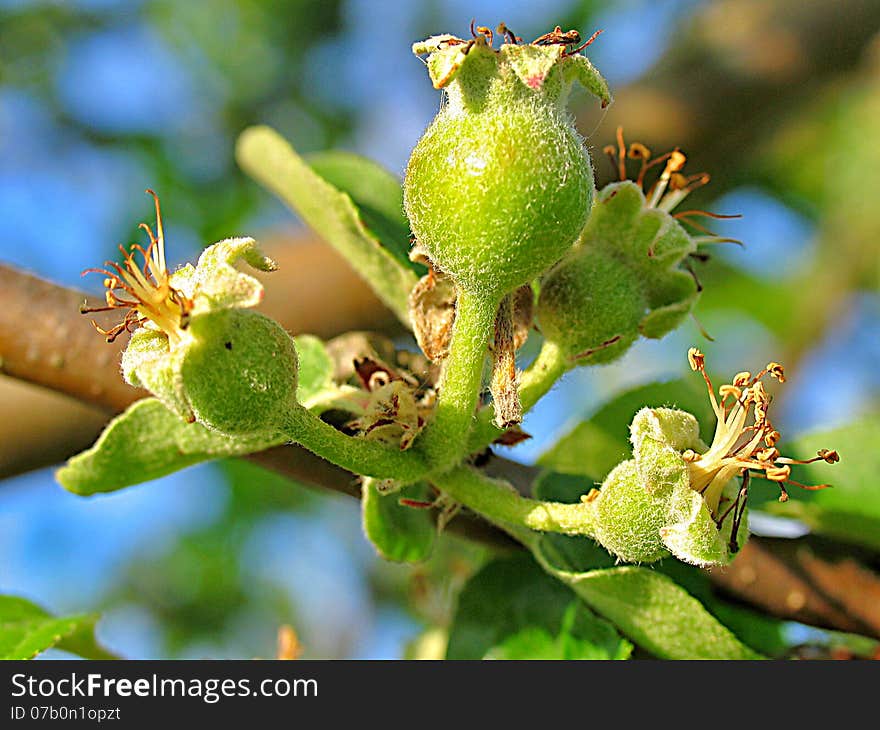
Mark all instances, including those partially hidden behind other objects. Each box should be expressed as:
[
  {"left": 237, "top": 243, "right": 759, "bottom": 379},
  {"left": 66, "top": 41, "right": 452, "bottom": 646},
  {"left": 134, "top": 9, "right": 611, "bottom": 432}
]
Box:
[{"left": 709, "top": 534, "right": 880, "bottom": 640}]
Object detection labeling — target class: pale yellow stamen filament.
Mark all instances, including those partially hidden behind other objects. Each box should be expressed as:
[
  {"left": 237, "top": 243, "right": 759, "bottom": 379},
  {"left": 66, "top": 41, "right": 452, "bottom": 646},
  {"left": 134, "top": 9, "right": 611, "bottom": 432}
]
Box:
[{"left": 682, "top": 348, "right": 835, "bottom": 521}]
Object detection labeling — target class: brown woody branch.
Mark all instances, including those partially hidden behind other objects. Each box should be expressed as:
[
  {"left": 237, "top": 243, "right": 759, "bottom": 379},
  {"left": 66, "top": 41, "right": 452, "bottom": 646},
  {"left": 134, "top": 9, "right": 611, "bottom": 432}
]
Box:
[{"left": 710, "top": 535, "right": 880, "bottom": 640}]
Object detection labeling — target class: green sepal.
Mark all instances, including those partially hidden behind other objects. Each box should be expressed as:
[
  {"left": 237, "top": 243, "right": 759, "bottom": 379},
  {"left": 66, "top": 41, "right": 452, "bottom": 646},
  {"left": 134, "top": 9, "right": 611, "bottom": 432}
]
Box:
[
  {"left": 562, "top": 53, "right": 612, "bottom": 107},
  {"left": 361, "top": 479, "right": 436, "bottom": 563},
  {"left": 192, "top": 237, "right": 276, "bottom": 311},
  {"left": 640, "top": 270, "right": 699, "bottom": 338},
  {"left": 122, "top": 327, "right": 190, "bottom": 420},
  {"left": 585, "top": 182, "right": 696, "bottom": 268},
  {"left": 661, "top": 479, "right": 746, "bottom": 567},
  {"left": 411, "top": 34, "right": 459, "bottom": 56},
  {"left": 630, "top": 406, "right": 704, "bottom": 453},
  {"left": 499, "top": 43, "right": 563, "bottom": 92}
]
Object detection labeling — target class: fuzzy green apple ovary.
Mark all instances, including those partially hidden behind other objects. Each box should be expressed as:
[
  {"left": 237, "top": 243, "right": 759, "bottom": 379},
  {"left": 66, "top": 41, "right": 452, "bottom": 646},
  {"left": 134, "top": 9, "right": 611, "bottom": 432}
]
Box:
[
  {"left": 180, "top": 309, "right": 299, "bottom": 435},
  {"left": 537, "top": 248, "right": 646, "bottom": 364},
  {"left": 405, "top": 102, "right": 592, "bottom": 299},
  {"left": 404, "top": 37, "right": 608, "bottom": 299}
]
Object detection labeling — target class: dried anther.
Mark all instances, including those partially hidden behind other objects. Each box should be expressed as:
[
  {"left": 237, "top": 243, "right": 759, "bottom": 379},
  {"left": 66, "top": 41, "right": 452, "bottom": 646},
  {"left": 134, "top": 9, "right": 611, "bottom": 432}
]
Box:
[
  {"left": 81, "top": 190, "right": 193, "bottom": 344},
  {"left": 532, "top": 25, "right": 603, "bottom": 56},
  {"left": 685, "top": 347, "right": 837, "bottom": 518}
]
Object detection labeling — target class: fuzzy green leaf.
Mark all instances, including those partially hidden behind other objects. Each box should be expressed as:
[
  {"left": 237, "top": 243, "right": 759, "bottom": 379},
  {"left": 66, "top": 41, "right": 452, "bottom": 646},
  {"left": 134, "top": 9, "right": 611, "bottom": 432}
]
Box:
[
  {"left": 539, "top": 378, "right": 714, "bottom": 480},
  {"left": 750, "top": 418, "right": 880, "bottom": 550},
  {"left": 0, "top": 596, "right": 115, "bottom": 660},
  {"left": 362, "top": 480, "right": 436, "bottom": 563},
  {"left": 56, "top": 398, "right": 285, "bottom": 495},
  {"left": 306, "top": 150, "right": 420, "bottom": 274},
  {"left": 658, "top": 561, "right": 789, "bottom": 657},
  {"left": 446, "top": 553, "right": 632, "bottom": 660},
  {"left": 529, "top": 549, "right": 762, "bottom": 659},
  {"left": 236, "top": 126, "right": 418, "bottom": 326}
]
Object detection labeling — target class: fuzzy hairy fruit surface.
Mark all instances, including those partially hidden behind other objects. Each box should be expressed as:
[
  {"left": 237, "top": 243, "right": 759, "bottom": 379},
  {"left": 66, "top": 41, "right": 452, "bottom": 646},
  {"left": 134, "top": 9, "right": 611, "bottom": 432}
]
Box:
[
  {"left": 590, "top": 460, "right": 671, "bottom": 564},
  {"left": 405, "top": 103, "right": 592, "bottom": 298},
  {"left": 588, "top": 407, "right": 749, "bottom": 567},
  {"left": 180, "top": 309, "right": 299, "bottom": 435},
  {"left": 537, "top": 248, "right": 646, "bottom": 363},
  {"left": 404, "top": 37, "right": 611, "bottom": 300}
]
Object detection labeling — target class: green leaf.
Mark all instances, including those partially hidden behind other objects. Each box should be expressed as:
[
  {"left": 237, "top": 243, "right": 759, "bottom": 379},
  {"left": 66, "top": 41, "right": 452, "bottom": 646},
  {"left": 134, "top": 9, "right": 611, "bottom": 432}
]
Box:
[
  {"left": 486, "top": 602, "right": 631, "bottom": 660},
  {"left": 657, "top": 560, "right": 789, "bottom": 657},
  {"left": 0, "top": 596, "right": 115, "bottom": 660},
  {"left": 750, "top": 418, "right": 880, "bottom": 550},
  {"left": 446, "top": 553, "right": 632, "bottom": 660},
  {"left": 362, "top": 480, "right": 435, "bottom": 563},
  {"left": 530, "top": 548, "right": 762, "bottom": 659},
  {"left": 306, "top": 150, "right": 420, "bottom": 273},
  {"left": 56, "top": 398, "right": 285, "bottom": 495},
  {"left": 563, "top": 53, "right": 612, "bottom": 108},
  {"left": 236, "top": 126, "right": 418, "bottom": 326},
  {"left": 539, "top": 378, "right": 713, "bottom": 480}
]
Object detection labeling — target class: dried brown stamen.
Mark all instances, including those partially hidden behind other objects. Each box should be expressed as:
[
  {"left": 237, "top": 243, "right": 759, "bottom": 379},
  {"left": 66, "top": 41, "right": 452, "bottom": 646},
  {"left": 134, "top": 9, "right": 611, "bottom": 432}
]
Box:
[{"left": 496, "top": 22, "right": 520, "bottom": 45}]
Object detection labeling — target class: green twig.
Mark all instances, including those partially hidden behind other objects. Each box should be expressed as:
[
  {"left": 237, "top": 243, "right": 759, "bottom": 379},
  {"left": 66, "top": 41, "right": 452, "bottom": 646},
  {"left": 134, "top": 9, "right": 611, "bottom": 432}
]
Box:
[
  {"left": 432, "top": 464, "right": 598, "bottom": 537},
  {"left": 416, "top": 289, "right": 498, "bottom": 470},
  {"left": 283, "top": 404, "right": 427, "bottom": 482}
]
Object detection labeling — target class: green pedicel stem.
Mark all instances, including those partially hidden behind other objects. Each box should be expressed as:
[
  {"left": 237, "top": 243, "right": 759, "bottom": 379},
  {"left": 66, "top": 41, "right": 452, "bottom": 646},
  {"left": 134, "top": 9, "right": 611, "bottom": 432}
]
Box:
[
  {"left": 415, "top": 289, "right": 499, "bottom": 471},
  {"left": 432, "top": 464, "right": 598, "bottom": 538},
  {"left": 283, "top": 403, "right": 428, "bottom": 482}
]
